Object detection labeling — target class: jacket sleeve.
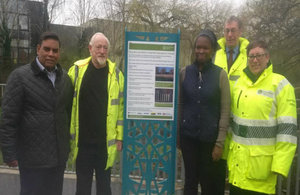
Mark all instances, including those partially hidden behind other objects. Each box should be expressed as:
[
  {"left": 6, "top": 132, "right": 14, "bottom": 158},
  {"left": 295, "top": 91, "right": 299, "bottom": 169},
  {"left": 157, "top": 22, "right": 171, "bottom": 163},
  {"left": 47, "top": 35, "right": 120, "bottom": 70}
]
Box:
[
  {"left": 0, "top": 70, "right": 24, "bottom": 163},
  {"left": 116, "top": 70, "right": 124, "bottom": 141},
  {"left": 64, "top": 72, "right": 75, "bottom": 126},
  {"left": 177, "top": 67, "right": 186, "bottom": 147},
  {"left": 67, "top": 65, "right": 76, "bottom": 84},
  {"left": 272, "top": 78, "right": 297, "bottom": 177},
  {"left": 216, "top": 69, "right": 231, "bottom": 148}
]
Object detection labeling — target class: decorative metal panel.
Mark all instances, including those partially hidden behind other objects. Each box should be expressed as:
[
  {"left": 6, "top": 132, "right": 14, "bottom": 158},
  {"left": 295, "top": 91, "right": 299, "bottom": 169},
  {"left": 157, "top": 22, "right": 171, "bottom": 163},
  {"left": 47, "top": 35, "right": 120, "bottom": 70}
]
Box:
[{"left": 122, "top": 30, "right": 180, "bottom": 195}]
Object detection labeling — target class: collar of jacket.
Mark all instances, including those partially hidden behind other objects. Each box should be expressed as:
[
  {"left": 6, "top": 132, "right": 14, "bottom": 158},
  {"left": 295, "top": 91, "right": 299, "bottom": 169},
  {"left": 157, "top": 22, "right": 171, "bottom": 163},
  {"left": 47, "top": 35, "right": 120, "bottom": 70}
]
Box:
[
  {"left": 30, "top": 59, "right": 62, "bottom": 76},
  {"left": 193, "top": 60, "right": 214, "bottom": 72},
  {"left": 74, "top": 56, "right": 117, "bottom": 74},
  {"left": 242, "top": 61, "right": 273, "bottom": 85},
  {"left": 218, "top": 37, "right": 249, "bottom": 51}
]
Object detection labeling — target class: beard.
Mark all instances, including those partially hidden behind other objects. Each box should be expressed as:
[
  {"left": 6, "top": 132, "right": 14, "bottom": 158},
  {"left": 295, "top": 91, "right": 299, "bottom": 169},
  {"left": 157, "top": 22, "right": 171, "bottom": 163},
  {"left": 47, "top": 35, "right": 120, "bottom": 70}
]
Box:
[{"left": 96, "top": 57, "right": 106, "bottom": 66}]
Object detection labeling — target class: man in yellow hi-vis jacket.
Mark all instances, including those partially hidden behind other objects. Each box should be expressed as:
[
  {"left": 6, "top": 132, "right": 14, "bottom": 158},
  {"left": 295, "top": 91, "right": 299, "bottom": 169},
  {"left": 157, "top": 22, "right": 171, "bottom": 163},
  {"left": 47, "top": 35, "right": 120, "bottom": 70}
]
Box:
[
  {"left": 214, "top": 16, "right": 249, "bottom": 88},
  {"left": 213, "top": 16, "right": 250, "bottom": 194},
  {"left": 68, "top": 32, "right": 124, "bottom": 195}
]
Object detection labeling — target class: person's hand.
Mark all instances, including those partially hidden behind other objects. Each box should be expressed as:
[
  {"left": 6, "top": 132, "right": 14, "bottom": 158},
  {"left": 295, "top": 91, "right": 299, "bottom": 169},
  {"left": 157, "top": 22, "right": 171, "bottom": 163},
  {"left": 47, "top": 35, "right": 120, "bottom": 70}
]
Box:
[
  {"left": 212, "top": 145, "right": 223, "bottom": 162},
  {"left": 116, "top": 140, "right": 123, "bottom": 151},
  {"left": 7, "top": 160, "right": 18, "bottom": 167}
]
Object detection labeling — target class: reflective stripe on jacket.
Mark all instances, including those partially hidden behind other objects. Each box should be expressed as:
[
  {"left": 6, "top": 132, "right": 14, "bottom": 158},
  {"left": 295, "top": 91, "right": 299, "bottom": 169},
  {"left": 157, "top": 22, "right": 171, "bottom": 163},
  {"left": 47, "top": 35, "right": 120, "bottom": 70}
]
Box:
[
  {"left": 227, "top": 64, "right": 297, "bottom": 194},
  {"left": 214, "top": 37, "right": 249, "bottom": 159},
  {"left": 214, "top": 37, "right": 249, "bottom": 88},
  {"left": 68, "top": 56, "right": 124, "bottom": 169}
]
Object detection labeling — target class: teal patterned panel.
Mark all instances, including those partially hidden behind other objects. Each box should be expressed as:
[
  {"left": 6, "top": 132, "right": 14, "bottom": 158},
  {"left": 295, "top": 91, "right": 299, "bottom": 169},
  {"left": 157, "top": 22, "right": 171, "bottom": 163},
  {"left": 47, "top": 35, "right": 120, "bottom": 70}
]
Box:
[{"left": 122, "top": 30, "right": 180, "bottom": 195}]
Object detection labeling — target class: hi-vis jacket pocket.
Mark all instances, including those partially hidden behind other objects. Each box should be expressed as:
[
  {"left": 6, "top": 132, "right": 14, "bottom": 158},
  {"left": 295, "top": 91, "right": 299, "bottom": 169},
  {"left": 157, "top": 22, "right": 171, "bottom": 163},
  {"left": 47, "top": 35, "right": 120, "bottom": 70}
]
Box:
[{"left": 246, "top": 147, "right": 274, "bottom": 180}]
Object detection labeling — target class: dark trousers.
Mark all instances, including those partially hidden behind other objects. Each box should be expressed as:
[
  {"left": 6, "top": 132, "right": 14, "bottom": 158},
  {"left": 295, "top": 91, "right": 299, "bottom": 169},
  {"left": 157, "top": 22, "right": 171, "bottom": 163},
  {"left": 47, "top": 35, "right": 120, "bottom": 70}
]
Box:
[
  {"left": 19, "top": 165, "right": 65, "bottom": 195},
  {"left": 215, "top": 159, "right": 226, "bottom": 194},
  {"left": 76, "top": 145, "right": 111, "bottom": 195},
  {"left": 181, "top": 135, "right": 226, "bottom": 195},
  {"left": 230, "top": 185, "right": 268, "bottom": 195}
]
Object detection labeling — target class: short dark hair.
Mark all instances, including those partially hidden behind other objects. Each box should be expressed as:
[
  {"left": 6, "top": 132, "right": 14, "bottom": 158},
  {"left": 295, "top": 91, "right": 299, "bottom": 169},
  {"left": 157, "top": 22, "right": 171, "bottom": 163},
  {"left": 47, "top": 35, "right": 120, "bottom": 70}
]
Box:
[
  {"left": 225, "top": 16, "right": 243, "bottom": 30},
  {"left": 195, "top": 29, "right": 218, "bottom": 52},
  {"left": 247, "top": 40, "right": 269, "bottom": 55},
  {"left": 38, "top": 32, "right": 61, "bottom": 47}
]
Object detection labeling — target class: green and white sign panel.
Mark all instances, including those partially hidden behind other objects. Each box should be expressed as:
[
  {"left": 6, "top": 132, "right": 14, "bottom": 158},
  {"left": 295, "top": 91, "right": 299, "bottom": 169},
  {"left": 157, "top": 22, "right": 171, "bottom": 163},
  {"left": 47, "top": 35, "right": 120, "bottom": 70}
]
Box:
[{"left": 127, "top": 41, "right": 176, "bottom": 120}]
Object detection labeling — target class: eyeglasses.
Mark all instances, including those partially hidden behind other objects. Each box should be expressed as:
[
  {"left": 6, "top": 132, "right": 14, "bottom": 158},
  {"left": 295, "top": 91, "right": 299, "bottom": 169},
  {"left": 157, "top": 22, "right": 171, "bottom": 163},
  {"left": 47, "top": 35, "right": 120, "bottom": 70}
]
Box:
[
  {"left": 248, "top": 53, "right": 266, "bottom": 60},
  {"left": 224, "top": 28, "right": 238, "bottom": 34}
]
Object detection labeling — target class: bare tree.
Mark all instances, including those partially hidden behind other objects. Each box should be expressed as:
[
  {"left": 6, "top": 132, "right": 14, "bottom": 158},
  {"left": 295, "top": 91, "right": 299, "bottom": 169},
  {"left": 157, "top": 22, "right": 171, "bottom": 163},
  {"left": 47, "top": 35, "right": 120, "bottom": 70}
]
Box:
[
  {"left": 101, "top": 0, "right": 129, "bottom": 70},
  {"left": 94, "top": 0, "right": 234, "bottom": 66},
  {"left": 71, "top": 0, "right": 100, "bottom": 25},
  {"left": 242, "top": 0, "right": 300, "bottom": 84},
  {"left": 125, "top": 0, "right": 184, "bottom": 32},
  {"left": 101, "top": 0, "right": 196, "bottom": 67},
  {"left": 0, "top": 0, "right": 20, "bottom": 82},
  {"left": 170, "top": 0, "right": 233, "bottom": 63},
  {"left": 46, "top": 0, "right": 66, "bottom": 23}
]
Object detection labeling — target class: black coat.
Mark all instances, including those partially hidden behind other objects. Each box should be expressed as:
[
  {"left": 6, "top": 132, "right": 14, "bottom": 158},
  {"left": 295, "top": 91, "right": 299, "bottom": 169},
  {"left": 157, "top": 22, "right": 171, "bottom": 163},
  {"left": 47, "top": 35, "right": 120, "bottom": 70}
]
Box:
[{"left": 0, "top": 60, "right": 73, "bottom": 168}]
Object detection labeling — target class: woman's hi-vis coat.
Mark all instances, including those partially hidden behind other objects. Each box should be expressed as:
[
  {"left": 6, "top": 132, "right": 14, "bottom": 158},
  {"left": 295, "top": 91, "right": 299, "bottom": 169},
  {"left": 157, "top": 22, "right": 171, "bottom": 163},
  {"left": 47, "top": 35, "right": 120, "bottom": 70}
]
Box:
[{"left": 227, "top": 64, "right": 297, "bottom": 194}]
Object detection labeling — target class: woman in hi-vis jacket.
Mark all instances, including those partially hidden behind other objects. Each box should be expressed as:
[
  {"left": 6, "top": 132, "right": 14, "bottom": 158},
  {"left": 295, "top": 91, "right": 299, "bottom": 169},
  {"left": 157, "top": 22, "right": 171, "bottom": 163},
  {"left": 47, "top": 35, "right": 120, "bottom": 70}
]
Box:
[{"left": 227, "top": 40, "right": 297, "bottom": 195}]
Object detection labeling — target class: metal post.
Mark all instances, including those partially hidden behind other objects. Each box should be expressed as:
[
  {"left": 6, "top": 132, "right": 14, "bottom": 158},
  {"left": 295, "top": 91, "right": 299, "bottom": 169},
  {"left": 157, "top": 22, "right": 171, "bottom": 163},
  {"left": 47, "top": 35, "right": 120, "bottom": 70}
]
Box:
[{"left": 277, "top": 175, "right": 283, "bottom": 195}]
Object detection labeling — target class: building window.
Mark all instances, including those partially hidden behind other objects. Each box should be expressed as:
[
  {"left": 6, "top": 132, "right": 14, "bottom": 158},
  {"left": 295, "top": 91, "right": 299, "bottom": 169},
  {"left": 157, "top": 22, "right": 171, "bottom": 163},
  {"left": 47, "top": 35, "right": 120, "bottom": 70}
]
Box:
[{"left": 19, "top": 15, "right": 28, "bottom": 30}]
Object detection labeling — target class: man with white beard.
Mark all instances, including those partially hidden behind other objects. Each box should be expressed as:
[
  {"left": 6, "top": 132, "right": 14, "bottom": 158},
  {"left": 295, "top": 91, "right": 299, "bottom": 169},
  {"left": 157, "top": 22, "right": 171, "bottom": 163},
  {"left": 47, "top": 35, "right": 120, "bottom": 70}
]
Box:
[{"left": 68, "top": 32, "right": 124, "bottom": 195}]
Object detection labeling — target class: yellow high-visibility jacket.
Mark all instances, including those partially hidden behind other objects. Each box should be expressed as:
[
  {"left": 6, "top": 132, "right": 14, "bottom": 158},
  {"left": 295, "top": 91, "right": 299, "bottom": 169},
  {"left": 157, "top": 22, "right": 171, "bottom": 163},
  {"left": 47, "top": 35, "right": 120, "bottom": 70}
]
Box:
[
  {"left": 214, "top": 37, "right": 249, "bottom": 159},
  {"left": 68, "top": 57, "right": 124, "bottom": 169},
  {"left": 214, "top": 37, "right": 249, "bottom": 88},
  {"left": 227, "top": 64, "right": 297, "bottom": 194}
]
